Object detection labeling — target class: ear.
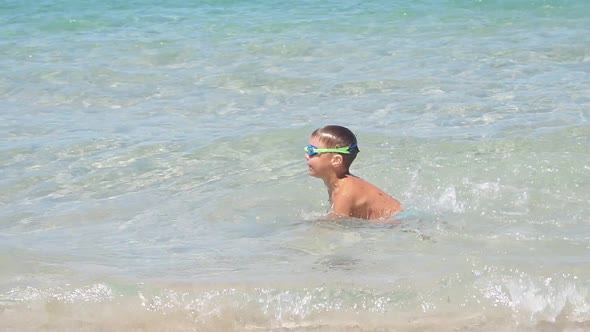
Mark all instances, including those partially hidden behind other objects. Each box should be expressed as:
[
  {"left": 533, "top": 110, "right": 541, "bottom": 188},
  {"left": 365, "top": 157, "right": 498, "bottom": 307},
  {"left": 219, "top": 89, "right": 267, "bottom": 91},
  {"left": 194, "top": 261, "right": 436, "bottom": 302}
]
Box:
[{"left": 330, "top": 154, "right": 343, "bottom": 167}]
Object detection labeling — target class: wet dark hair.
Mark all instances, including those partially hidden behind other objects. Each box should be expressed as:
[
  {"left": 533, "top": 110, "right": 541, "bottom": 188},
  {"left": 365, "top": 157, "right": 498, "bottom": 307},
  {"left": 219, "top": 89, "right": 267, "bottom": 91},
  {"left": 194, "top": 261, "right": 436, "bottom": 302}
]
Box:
[{"left": 311, "top": 125, "right": 360, "bottom": 167}]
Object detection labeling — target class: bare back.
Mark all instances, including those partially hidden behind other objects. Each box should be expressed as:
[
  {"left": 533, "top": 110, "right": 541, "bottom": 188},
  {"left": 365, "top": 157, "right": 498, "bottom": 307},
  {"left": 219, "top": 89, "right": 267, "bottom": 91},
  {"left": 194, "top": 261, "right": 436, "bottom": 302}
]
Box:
[{"left": 330, "top": 175, "right": 402, "bottom": 220}]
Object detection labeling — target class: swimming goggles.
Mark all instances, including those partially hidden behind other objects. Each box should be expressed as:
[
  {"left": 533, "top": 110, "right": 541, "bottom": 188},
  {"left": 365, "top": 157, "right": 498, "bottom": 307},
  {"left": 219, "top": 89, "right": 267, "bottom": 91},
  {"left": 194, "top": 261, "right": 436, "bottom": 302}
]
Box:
[{"left": 304, "top": 144, "right": 358, "bottom": 157}]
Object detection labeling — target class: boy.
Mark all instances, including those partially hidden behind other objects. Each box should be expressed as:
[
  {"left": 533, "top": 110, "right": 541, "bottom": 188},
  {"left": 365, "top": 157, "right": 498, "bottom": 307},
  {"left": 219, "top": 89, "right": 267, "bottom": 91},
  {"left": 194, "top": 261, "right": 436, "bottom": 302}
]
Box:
[{"left": 304, "top": 125, "right": 403, "bottom": 220}]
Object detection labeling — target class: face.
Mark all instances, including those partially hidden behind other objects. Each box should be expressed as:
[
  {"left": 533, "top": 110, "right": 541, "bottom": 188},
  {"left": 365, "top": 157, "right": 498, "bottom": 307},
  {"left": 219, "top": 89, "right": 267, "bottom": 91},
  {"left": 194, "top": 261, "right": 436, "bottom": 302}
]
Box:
[{"left": 305, "top": 135, "right": 335, "bottom": 178}]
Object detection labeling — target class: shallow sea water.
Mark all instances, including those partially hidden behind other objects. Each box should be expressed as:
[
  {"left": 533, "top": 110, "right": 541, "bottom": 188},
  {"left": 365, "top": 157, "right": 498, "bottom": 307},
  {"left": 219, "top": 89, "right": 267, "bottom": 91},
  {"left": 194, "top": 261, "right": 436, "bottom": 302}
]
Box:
[{"left": 1, "top": 0, "right": 590, "bottom": 330}]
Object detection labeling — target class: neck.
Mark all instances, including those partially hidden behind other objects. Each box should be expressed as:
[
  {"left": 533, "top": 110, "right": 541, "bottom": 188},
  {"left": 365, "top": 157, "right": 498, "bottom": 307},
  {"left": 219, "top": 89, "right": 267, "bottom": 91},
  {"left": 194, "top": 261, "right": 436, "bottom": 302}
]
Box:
[{"left": 323, "top": 171, "right": 350, "bottom": 195}]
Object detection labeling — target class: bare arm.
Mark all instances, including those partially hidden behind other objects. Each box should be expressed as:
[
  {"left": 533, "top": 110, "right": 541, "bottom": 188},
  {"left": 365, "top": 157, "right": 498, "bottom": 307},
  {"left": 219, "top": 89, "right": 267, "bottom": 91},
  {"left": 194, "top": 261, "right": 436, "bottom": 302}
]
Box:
[{"left": 330, "top": 190, "right": 355, "bottom": 219}]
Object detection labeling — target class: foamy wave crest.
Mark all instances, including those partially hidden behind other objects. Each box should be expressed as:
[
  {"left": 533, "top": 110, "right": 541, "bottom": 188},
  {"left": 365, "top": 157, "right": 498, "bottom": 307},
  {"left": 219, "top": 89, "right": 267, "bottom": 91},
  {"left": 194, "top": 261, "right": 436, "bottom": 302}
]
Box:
[
  {"left": 476, "top": 268, "right": 590, "bottom": 325},
  {"left": 403, "top": 184, "right": 465, "bottom": 215},
  {"left": 1, "top": 283, "right": 113, "bottom": 304},
  {"left": 1, "top": 284, "right": 410, "bottom": 331}
]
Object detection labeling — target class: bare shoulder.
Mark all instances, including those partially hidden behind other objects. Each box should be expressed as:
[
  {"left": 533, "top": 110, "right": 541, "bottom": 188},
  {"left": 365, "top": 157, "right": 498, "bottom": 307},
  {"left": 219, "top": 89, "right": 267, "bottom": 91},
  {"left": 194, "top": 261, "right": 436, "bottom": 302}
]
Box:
[
  {"left": 332, "top": 175, "right": 402, "bottom": 220},
  {"left": 345, "top": 174, "right": 383, "bottom": 193},
  {"left": 347, "top": 175, "right": 402, "bottom": 214}
]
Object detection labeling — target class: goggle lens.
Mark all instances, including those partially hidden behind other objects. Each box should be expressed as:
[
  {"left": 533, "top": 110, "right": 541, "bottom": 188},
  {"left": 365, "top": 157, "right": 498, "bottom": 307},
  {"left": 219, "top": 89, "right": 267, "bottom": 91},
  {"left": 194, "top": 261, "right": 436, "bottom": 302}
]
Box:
[{"left": 304, "top": 145, "right": 318, "bottom": 157}]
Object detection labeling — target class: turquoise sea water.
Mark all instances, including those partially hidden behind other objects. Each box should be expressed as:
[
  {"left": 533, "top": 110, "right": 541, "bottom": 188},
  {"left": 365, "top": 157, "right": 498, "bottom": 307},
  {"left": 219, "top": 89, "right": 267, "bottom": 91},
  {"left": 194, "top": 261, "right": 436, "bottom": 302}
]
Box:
[{"left": 1, "top": 0, "right": 590, "bottom": 330}]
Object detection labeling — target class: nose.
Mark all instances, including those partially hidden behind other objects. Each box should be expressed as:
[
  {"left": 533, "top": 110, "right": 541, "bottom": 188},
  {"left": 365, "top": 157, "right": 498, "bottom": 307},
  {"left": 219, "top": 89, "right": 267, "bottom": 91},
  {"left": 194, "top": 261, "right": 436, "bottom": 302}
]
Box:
[{"left": 304, "top": 153, "right": 310, "bottom": 160}]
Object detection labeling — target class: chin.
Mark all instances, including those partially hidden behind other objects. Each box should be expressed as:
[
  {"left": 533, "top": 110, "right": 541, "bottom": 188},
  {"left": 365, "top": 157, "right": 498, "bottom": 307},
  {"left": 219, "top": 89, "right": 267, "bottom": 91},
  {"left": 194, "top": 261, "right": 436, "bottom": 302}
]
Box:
[{"left": 308, "top": 168, "right": 319, "bottom": 177}]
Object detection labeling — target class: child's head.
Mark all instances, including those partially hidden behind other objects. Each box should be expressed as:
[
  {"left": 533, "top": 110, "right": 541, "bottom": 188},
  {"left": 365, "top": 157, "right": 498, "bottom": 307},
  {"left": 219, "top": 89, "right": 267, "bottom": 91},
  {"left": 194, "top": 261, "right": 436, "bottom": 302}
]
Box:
[{"left": 307, "top": 125, "right": 360, "bottom": 171}]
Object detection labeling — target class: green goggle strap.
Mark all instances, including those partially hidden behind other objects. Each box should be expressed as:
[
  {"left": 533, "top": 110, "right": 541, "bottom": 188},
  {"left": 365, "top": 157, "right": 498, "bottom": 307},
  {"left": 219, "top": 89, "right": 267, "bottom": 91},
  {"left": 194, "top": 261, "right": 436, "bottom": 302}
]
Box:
[
  {"left": 308, "top": 146, "right": 352, "bottom": 154},
  {"left": 305, "top": 144, "right": 358, "bottom": 155}
]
